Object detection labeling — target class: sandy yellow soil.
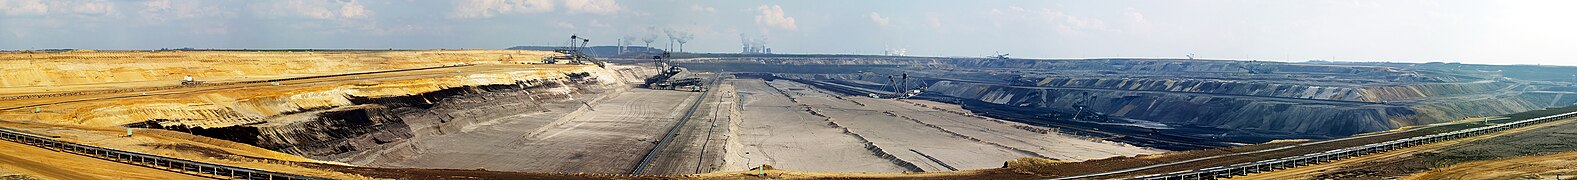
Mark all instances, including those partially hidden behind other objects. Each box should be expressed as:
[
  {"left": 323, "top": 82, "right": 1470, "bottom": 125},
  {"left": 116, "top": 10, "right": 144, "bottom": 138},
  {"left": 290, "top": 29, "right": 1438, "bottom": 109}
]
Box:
[
  {"left": 0, "top": 50, "right": 613, "bottom": 129},
  {"left": 0, "top": 121, "right": 372, "bottom": 179},
  {"left": 3, "top": 64, "right": 597, "bottom": 127},
  {"left": 0, "top": 50, "right": 556, "bottom": 94},
  {"left": 0, "top": 140, "right": 205, "bottom": 180},
  {"left": 0, "top": 50, "right": 608, "bottom": 179},
  {"left": 1403, "top": 150, "right": 1577, "bottom": 180}
]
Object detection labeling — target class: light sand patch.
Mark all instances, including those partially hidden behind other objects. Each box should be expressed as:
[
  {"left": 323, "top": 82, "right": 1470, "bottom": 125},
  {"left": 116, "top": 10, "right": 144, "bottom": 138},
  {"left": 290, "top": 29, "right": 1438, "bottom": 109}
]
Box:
[
  {"left": 1403, "top": 149, "right": 1577, "bottom": 180},
  {"left": 721, "top": 79, "right": 1160, "bottom": 173},
  {"left": 721, "top": 79, "right": 909, "bottom": 172}
]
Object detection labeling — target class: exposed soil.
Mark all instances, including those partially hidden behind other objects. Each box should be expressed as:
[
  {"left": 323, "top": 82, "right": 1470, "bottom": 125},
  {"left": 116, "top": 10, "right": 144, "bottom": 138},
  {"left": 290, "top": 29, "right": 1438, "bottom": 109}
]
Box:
[
  {"left": 299, "top": 162, "right": 670, "bottom": 180},
  {"left": 1404, "top": 150, "right": 1577, "bottom": 180},
  {"left": 1300, "top": 117, "right": 1577, "bottom": 179},
  {"left": 640, "top": 75, "right": 736, "bottom": 174},
  {"left": 0, "top": 140, "right": 203, "bottom": 180}
]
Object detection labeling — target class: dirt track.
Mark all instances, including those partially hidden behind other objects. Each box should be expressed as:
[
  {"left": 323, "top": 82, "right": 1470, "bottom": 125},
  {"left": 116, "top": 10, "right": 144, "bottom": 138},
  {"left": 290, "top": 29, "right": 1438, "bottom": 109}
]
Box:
[
  {"left": 641, "top": 75, "right": 737, "bottom": 174},
  {"left": 721, "top": 79, "right": 909, "bottom": 172}
]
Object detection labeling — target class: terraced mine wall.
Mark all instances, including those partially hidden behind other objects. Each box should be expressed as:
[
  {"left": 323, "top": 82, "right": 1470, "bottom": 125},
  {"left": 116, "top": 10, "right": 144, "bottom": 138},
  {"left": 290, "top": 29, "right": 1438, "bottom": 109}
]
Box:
[
  {"left": 0, "top": 61, "right": 626, "bottom": 160},
  {"left": 681, "top": 58, "right": 1407, "bottom": 77},
  {"left": 136, "top": 76, "right": 609, "bottom": 159},
  {"left": 1020, "top": 77, "right": 1514, "bottom": 102},
  {"left": 925, "top": 80, "right": 1392, "bottom": 135},
  {"left": 0, "top": 51, "right": 663, "bottom": 173},
  {"left": 793, "top": 73, "right": 1553, "bottom": 136},
  {"left": 773, "top": 76, "right": 1258, "bottom": 150},
  {"left": 767, "top": 73, "right": 1396, "bottom": 136},
  {"left": 138, "top": 81, "right": 548, "bottom": 155},
  {"left": 683, "top": 58, "right": 1577, "bottom": 147}
]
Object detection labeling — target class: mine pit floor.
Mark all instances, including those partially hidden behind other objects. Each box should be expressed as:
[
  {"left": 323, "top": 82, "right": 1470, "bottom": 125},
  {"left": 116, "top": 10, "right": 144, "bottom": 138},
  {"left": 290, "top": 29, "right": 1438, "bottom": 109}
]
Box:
[
  {"left": 332, "top": 84, "right": 707, "bottom": 174},
  {"left": 721, "top": 79, "right": 1158, "bottom": 174}
]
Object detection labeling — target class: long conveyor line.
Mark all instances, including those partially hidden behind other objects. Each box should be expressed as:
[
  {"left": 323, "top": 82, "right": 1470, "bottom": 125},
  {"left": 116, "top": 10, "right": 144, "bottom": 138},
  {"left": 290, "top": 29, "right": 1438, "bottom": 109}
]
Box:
[
  {"left": 0, "top": 127, "right": 329, "bottom": 180},
  {"left": 1120, "top": 110, "right": 1577, "bottom": 180}
]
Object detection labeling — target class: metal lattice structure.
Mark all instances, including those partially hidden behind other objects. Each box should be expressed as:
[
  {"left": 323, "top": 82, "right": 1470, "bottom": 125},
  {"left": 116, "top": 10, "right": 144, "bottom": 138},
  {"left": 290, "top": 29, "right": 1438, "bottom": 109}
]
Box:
[
  {"left": 1126, "top": 110, "right": 1577, "bottom": 180},
  {"left": 0, "top": 127, "right": 328, "bottom": 180}
]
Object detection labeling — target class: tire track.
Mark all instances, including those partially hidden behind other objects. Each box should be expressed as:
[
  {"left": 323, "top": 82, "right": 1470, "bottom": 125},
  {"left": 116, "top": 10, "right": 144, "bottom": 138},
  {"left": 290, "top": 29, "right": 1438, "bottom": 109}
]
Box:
[
  {"left": 631, "top": 74, "right": 719, "bottom": 174},
  {"left": 0, "top": 144, "right": 99, "bottom": 180},
  {"left": 801, "top": 107, "right": 926, "bottom": 172},
  {"left": 881, "top": 111, "right": 1053, "bottom": 159},
  {"left": 763, "top": 81, "right": 926, "bottom": 172}
]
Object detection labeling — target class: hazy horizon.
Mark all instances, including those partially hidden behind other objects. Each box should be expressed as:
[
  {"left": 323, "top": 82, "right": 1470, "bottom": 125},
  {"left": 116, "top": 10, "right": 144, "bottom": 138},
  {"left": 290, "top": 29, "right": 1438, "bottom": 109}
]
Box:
[{"left": 3, "top": 0, "right": 1576, "bottom": 66}]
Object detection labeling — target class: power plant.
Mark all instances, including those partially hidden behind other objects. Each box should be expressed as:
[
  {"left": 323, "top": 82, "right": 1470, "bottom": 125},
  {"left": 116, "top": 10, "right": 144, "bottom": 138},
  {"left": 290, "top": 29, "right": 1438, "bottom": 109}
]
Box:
[{"left": 740, "top": 34, "right": 772, "bottom": 54}]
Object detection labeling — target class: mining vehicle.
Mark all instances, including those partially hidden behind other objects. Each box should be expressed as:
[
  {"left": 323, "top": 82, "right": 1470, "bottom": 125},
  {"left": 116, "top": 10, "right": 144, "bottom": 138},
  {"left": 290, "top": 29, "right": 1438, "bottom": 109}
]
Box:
[
  {"left": 872, "top": 72, "right": 926, "bottom": 99},
  {"left": 642, "top": 53, "right": 702, "bottom": 92},
  {"left": 179, "top": 75, "right": 203, "bottom": 86},
  {"left": 667, "top": 78, "right": 707, "bottom": 92},
  {"left": 542, "top": 35, "right": 607, "bottom": 68},
  {"left": 648, "top": 77, "right": 705, "bottom": 92}
]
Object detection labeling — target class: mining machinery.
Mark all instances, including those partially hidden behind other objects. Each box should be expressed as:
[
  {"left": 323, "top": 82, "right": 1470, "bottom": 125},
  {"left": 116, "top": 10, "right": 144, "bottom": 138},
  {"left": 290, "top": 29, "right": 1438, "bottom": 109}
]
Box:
[
  {"left": 1236, "top": 61, "right": 1275, "bottom": 74},
  {"left": 179, "top": 75, "right": 203, "bottom": 86},
  {"left": 544, "top": 35, "right": 607, "bottom": 68},
  {"left": 642, "top": 52, "right": 704, "bottom": 92},
  {"left": 645, "top": 67, "right": 704, "bottom": 92},
  {"left": 990, "top": 52, "right": 1010, "bottom": 60},
  {"left": 867, "top": 72, "right": 927, "bottom": 99},
  {"left": 659, "top": 77, "right": 707, "bottom": 92}
]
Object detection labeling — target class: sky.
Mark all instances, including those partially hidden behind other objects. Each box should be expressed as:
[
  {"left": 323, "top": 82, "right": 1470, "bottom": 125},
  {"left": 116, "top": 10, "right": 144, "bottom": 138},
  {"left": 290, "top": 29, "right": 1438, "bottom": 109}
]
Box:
[{"left": 2, "top": 0, "right": 1576, "bottom": 66}]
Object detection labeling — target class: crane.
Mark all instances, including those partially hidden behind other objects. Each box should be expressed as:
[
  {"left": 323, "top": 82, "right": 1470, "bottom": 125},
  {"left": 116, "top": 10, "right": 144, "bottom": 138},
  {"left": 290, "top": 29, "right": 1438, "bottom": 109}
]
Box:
[
  {"left": 1235, "top": 61, "right": 1273, "bottom": 74},
  {"left": 990, "top": 51, "right": 1010, "bottom": 59},
  {"left": 546, "top": 35, "right": 606, "bottom": 68},
  {"left": 874, "top": 72, "right": 927, "bottom": 99}
]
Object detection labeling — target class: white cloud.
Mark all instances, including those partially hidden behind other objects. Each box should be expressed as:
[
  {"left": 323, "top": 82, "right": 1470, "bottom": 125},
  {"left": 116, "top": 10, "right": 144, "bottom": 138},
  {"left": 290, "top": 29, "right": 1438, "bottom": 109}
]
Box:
[
  {"left": 139, "top": 0, "right": 234, "bottom": 23},
  {"left": 369, "top": 24, "right": 450, "bottom": 36},
  {"left": 185, "top": 21, "right": 230, "bottom": 35},
  {"left": 689, "top": 4, "right": 714, "bottom": 13},
  {"left": 253, "top": 0, "right": 369, "bottom": 20},
  {"left": 142, "top": 0, "right": 170, "bottom": 11},
  {"left": 564, "top": 0, "right": 619, "bottom": 15},
  {"left": 263, "top": 0, "right": 332, "bottom": 19},
  {"left": 0, "top": 0, "right": 118, "bottom": 16},
  {"left": 926, "top": 12, "right": 942, "bottom": 30},
  {"left": 988, "top": 6, "right": 1108, "bottom": 34},
  {"left": 0, "top": 0, "right": 50, "bottom": 16},
  {"left": 1122, "top": 7, "right": 1153, "bottom": 34},
  {"left": 450, "top": 0, "right": 554, "bottom": 18},
  {"left": 553, "top": 21, "right": 575, "bottom": 29},
  {"left": 588, "top": 19, "right": 609, "bottom": 27},
  {"left": 755, "top": 5, "right": 797, "bottom": 31},
  {"left": 66, "top": 0, "right": 113, "bottom": 15},
  {"left": 138, "top": 0, "right": 168, "bottom": 18},
  {"left": 1123, "top": 8, "right": 1148, "bottom": 25},
  {"left": 867, "top": 12, "right": 890, "bottom": 27},
  {"left": 339, "top": 0, "right": 367, "bottom": 18}
]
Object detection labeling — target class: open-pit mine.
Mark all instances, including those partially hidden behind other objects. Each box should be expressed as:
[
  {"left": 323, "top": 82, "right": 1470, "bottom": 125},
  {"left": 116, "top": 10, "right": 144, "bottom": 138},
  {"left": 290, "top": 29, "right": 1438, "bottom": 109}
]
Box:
[{"left": 3, "top": 50, "right": 1576, "bottom": 180}]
